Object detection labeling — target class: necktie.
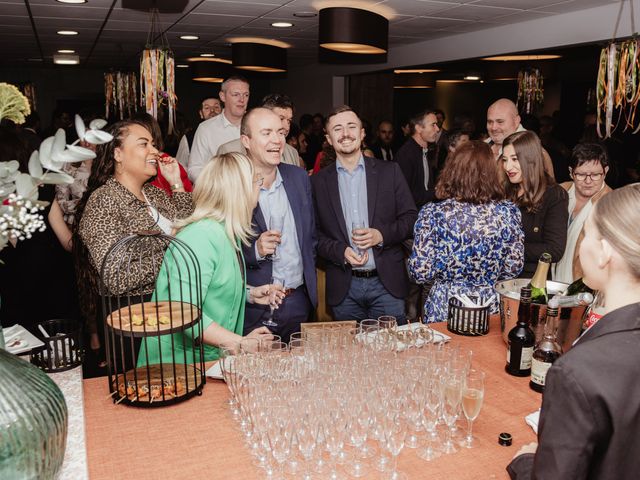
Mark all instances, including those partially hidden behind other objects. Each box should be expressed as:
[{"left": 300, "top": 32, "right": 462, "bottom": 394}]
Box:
[{"left": 422, "top": 148, "right": 429, "bottom": 190}]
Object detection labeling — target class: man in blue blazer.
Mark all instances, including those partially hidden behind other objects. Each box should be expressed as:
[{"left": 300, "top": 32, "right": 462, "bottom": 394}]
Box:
[
  {"left": 240, "top": 108, "right": 317, "bottom": 343},
  {"left": 311, "top": 105, "right": 417, "bottom": 323}
]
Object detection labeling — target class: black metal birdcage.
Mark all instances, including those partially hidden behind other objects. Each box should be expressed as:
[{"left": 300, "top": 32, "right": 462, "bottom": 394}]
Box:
[{"left": 100, "top": 229, "right": 205, "bottom": 407}]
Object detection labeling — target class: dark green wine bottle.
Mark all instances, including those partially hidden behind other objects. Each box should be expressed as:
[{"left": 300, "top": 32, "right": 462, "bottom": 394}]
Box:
[
  {"left": 529, "top": 253, "right": 552, "bottom": 305},
  {"left": 565, "top": 277, "right": 594, "bottom": 296}
]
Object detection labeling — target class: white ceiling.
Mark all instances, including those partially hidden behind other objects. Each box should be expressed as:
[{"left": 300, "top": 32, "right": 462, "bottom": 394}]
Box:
[{"left": 0, "top": 0, "right": 624, "bottom": 68}]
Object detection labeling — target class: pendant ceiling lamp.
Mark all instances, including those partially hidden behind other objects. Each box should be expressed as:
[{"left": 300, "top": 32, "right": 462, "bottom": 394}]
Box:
[
  {"left": 232, "top": 42, "right": 287, "bottom": 73},
  {"left": 190, "top": 59, "right": 233, "bottom": 83},
  {"left": 319, "top": 7, "right": 388, "bottom": 54},
  {"left": 393, "top": 73, "right": 436, "bottom": 89}
]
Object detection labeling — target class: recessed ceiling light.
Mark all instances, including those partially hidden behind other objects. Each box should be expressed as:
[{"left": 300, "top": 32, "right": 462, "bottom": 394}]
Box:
[
  {"left": 464, "top": 75, "right": 481, "bottom": 81},
  {"left": 176, "top": 64, "right": 189, "bottom": 68},
  {"left": 180, "top": 35, "right": 199, "bottom": 40},
  {"left": 57, "top": 30, "right": 78, "bottom": 35},
  {"left": 56, "top": 0, "right": 87, "bottom": 3},
  {"left": 186, "top": 57, "right": 232, "bottom": 64},
  {"left": 271, "top": 22, "right": 294, "bottom": 28},
  {"left": 200, "top": 53, "right": 215, "bottom": 57},
  {"left": 54, "top": 54, "right": 80, "bottom": 65},
  {"left": 293, "top": 11, "right": 317, "bottom": 18},
  {"left": 57, "top": 49, "right": 75, "bottom": 53},
  {"left": 393, "top": 86, "right": 433, "bottom": 89},
  {"left": 482, "top": 54, "right": 562, "bottom": 61},
  {"left": 394, "top": 69, "right": 439, "bottom": 74}
]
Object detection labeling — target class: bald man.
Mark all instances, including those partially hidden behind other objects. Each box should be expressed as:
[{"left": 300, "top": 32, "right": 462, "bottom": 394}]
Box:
[{"left": 486, "top": 98, "right": 555, "bottom": 178}]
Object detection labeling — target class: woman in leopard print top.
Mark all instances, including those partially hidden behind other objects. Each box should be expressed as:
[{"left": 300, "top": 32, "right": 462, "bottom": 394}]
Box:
[{"left": 74, "top": 120, "right": 193, "bottom": 362}]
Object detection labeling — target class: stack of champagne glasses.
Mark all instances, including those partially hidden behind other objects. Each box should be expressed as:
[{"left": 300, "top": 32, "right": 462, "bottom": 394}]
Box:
[{"left": 219, "top": 318, "right": 485, "bottom": 479}]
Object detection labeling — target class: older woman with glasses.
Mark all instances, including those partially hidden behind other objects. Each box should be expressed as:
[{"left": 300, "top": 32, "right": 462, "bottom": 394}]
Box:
[{"left": 553, "top": 143, "right": 612, "bottom": 283}]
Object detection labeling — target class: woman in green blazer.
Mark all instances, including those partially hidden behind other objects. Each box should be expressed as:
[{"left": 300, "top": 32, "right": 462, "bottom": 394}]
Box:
[{"left": 140, "top": 152, "right": 279, "bottom": 364}]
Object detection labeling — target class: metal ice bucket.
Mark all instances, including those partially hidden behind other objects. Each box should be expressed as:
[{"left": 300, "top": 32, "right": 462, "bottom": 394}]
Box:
[{"left": 495, "top": 278, "right": 588, "bottom": 353}]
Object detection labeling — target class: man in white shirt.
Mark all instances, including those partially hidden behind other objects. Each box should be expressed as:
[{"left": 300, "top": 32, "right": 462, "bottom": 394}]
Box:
[
  {"left": 187, "top": 76, "right": 250, "bottom": 182},
  {"left": 217, "top": 93, "right": 303, "bottom": 167},
  {"left": 486, "top": 98, "right": 555, "bottom": 178},
  {"left": 175, "top": 96, "right": 221, "bottom": 168}
]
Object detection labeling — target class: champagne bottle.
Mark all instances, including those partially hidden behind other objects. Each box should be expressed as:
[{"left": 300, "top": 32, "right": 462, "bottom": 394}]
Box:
[
  {"left": 564, "top": 277, "right": 594, "bottom": 296},
  {"left": 530, "top": 302, "right": 563, "bottom": 393},
  {"left": 549, "top": 292, "right": 594, "bottom": 307},
  {"left": 506, "top": 286, "right": 536, "bottom": 377},
  {"left": 529, "top": 253, "right": 552, "bottom": 304}
]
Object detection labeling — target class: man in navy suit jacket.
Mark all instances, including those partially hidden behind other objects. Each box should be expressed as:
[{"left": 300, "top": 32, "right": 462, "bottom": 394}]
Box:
[
  {"left": 312, "top": 106, "right": 417, "bottom": 323},
  {"left": 240, "top": 108, "right": 317, "bottom": 343}
]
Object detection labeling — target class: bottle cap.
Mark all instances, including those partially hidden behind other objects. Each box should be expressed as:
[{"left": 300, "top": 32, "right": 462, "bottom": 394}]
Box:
[{"left": 498, "top": 432, "right": 513, "bottom": 446}]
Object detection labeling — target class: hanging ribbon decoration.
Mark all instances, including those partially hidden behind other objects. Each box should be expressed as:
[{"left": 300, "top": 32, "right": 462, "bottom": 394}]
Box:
[
  {"left": 517, "top": 68, "right": 544, "bottom": 115},
  {"left": 104, "top": 72, "right": 137, "bottom": 120},
  {"left": 596, "top": 0, "right": 639, "bottom": 138},
  {"left": 140, "top": 8, "right": 177, "bottom": 134},
  {"left": 19, "top": 83, "right": 37, "bottom": 112}
]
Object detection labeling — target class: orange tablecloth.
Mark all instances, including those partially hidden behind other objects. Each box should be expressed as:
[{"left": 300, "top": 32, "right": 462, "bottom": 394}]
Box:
[{"left": 83, "top": 316, "right": 541, "bottom": 479}]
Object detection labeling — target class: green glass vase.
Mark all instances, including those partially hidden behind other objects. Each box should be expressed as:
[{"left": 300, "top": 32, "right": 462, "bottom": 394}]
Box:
[{"left": 0, "top": 348, "right": 68, "bottom": 479}]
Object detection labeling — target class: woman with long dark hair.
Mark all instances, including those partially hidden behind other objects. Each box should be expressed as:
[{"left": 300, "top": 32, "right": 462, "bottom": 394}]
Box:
[
  {"left": 73, "top": 120, "right": 192, "bottom": 370},
  {"left": 501, "top": 131, "right": 568, "bottom": 278}
]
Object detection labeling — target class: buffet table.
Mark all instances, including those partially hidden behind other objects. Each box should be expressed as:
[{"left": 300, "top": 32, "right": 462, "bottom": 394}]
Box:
[{"left": 83, "top": 316, "right": 541, "bottom": 479}]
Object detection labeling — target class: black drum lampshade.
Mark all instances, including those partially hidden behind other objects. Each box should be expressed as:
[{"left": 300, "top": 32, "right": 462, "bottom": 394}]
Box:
[
  {"left": 190, "top": 59, "right": 233, "bottom": 83},
  {"left": 319, "top": 7, "right": 388, "bottom": 54},
  {"left": 232, "top": 42, "right": 287, "bottom": 73}
]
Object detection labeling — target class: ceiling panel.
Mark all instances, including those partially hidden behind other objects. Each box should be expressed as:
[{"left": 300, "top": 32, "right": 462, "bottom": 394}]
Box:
[
  {"left": 431, "top": 4, "right": 521, "bottom": 21},
  {"left": 491, "top": 10, "right": 554, "bottom": 24},
  {"left": 529, "top": 0, "right": 621, "bottom": 14},
  {"left": 195, "top": 1, "right": 282, "bottom": 16},
  {"left": 30, "top": 4, "right": 111, "bottom": 20},
  {"left": 177, "top": 13, "right": 254, "bottom": 27},
  {"left": 376, "top": 0, "right": 463, "bottom": 17},
  {"left": 390, "top": 16, "right": 470, "bottom": 35},
  {"left": 0, "top": 15, "right": 31, "bottom": 26},
  {"left": 0, "top": 3, "right": 28, "bottom": 16},
  {"left": 468, "top": 0, "right": 566, "bottom": 8}
]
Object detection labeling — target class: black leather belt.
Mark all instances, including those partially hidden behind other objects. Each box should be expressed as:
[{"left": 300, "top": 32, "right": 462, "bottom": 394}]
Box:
[{"left": 352, "top": 269, "right": 378, "bottom": 278}]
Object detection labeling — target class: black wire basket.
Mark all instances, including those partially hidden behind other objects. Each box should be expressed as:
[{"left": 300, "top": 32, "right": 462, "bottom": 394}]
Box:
[
  {"left": 30, "top": 319, "right": 84, "bottom": 372},
  {"left": 100, "top": 230, "right": 205, "bottom": 407},
  {"left": 447, "top": 296, "right": 490, "bottom": 336}
]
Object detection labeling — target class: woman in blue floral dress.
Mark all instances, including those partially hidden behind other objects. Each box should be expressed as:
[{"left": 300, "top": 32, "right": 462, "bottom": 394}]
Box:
[{"left": 409, "top": 141, "right": 524, "bottom": 323}]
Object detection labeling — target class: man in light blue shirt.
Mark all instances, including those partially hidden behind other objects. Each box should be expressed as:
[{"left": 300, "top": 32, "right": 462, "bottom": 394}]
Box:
[
  {"left": 240, "top": 108, "right": 317, "bottom": 343},
  {"left": 312, "top": 106, "right": 417, "bottom": 323}
]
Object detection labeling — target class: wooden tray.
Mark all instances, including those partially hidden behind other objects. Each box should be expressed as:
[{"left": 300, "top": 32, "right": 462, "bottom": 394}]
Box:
[
  {"left": 111, "top": 363, "right": 204, "bottom": 406},
  {"left": 106, "top": 301, "right": 201, "bottom": 336}
]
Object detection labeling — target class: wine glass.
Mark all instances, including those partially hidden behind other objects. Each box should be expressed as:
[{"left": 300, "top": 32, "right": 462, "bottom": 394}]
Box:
[
  {"left": 460, "top": 369, "right": 485, "bottom": 448},
  {"left": 441, "top": 374, "right": 463, "bottom": 454},
  {"left": 418, "top": 374, "right": 442, "bottom": 461},
  {"left": 263, "top": 277, "right": 285, "bottom": 328},
  {"left": 351, "top": 220, "right": 366, "bottom": 257},
  {"left": 383, "top": 411, "right": 408, "bottom": 480},
  {"left": 265, "top": 406, "right": 294, "bottom": 480},
  {"left": 269, "top": 211, "right": 285, "bottom": 260}
]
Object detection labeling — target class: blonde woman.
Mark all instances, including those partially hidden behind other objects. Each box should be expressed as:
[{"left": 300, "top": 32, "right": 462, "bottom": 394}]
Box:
[
  {"left": 508, "top": 183, "right": 640, "bottom": 478},
  {"left": 140, "top": 152, "right": 279, "bottom": 364}
]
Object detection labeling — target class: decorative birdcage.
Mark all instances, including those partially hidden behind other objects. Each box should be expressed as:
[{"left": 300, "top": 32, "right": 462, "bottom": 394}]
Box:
[{"left": 100, "top": 228, "right": 204, "bottom": 407}]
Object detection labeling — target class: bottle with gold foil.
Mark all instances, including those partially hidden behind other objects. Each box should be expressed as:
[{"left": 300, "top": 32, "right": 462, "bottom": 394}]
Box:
[
  {"left": 529, "top": 253, "right": 552, "bottom": 304},
  {"left": 530, "top": 300, "right": 563, "bottom": 393},
  {"left": 506, "top": 286, "right": 536, "bottom": 377}
]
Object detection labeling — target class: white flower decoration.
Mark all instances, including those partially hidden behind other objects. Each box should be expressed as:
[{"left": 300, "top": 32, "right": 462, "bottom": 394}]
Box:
[{"left": 75, "top": 114, "right": 113, "bottom": 145}]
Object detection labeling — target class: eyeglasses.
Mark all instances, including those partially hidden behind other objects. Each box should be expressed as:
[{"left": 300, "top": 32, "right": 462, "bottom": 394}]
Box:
[{"left": 573, "top": 172, "right": 604, "bottom": 182}]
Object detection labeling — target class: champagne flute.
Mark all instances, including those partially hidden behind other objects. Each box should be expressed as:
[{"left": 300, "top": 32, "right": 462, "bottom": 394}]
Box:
[
  {"left": 460, "top": 369, "right": 485, "bottom": 448},
  {"left": 441, "top": 375, "right": 463, "bottom": 454},
  {"left": 270, "top": 211, "right": 285, "bottom": 260},
  {"left": 351, "top": 220, "right": 366, "bottom": 257},
  {"left": 263, "top": 277, "right": 285, "bottom": 328}
]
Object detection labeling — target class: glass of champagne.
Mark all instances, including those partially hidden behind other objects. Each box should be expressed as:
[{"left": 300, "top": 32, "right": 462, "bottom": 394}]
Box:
[
  {"left": 269, "top": 211, "right": 285, "bottom": 260},
  {"left": 460, "top": 369, "right": 485, "bottom": 448},
  {"left": 351, "top": 220, "right": 366, "bottom": 257},
  {"left": 263, "top": 277, "right": 284, "bottom": 328}
]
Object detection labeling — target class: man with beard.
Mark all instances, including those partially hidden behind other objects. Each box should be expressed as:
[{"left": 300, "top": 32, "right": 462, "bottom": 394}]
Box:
[
  {"left": 486, "top": 98, "right": 555, "bottom": 178},
  {"left": 370, "top": 120, "right": 396, "bottom": 161},
  {"left": 396, "top": 109, "right": 440, "bottom": 208},
  {"left": 175, "top": 96, "right": 221, "bottom": 168},
  {"left": 240, "top": 108, "right": 317, "bottom": 343},
  {"left": 312, "top": 105, "right": 417, "bottom": 323}
]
